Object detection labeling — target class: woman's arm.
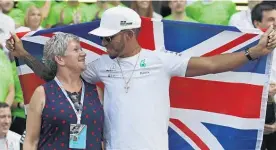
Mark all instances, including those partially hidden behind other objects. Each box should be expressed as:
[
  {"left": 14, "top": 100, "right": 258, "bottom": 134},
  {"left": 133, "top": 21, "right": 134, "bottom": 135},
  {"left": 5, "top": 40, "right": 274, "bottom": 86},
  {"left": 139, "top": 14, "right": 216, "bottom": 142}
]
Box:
[{"left": 23, "top": 86, "right": 45, "bottom": 150}]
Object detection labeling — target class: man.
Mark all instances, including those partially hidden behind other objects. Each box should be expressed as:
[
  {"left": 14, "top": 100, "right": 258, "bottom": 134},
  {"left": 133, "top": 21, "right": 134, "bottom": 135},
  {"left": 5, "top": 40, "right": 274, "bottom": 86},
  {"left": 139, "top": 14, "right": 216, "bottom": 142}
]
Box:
[
  {"left": 251, "top": 3, "right": 276, "bottom": 150},
  {"left": 229, "top": 0, "right": 263, "bottom": 29},
  {"left": 6, "top": 6, "right": 276, "bottom": 150},
  {"left": 164, "top": 0, "right": 197, "bottom": 22},
  {"left": 0, "top": 102, "right": 21, "bottom": 150}
]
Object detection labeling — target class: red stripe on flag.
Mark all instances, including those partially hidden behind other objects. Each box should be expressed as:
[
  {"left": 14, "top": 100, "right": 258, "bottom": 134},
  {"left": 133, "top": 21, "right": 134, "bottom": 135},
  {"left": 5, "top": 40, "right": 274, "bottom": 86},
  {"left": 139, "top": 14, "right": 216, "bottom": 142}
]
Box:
[
  {"left": 80, "top": 42, "right": 107, "bottom": 55},
  {"left": 138, "top": 17, "right": 155, "bottom": 50},
  {"left": 202, "top": 34, "right": 257, "bottom": 57},
  {"left": 170, "top": 119, "right": 210, "bottom": 150},
  {"left": 41, "top": 33, "right": 55, "bottom": 38},
  {"left": 16, "top": 32, "right": 30, "bottom": 39},
  {"left": 170, "top": 77, "right": 262, "bottom": 118},
  {"left": 19, "top": 74, "right": 45, "bottom": 104}
]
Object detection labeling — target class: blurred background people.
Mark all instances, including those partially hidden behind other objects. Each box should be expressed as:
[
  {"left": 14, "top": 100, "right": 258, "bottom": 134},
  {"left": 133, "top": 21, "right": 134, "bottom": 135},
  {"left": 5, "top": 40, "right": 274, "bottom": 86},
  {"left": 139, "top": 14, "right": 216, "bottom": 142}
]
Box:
[
  {"left": 0, "top": 102, "right": 21, "bottom": 150},
  {"left": 251, "top": 3, "right": 276, "bottom": 149},
  {"left": 164, "top": 0, "right": 196, "bottom": 22},
  {"left": 131, "top": 1, "right": 162, "bottom": 19},
  {"left": 186, "top": 0, "right": 237, "bottom": 25},
  {"left": 262, "top": 84, "right": 276, "bottom": 150},
  {"left": 16, "top": 6, "right": 43, "bottom": 32},
  {"left": 229, "top": 0, "right": 263, "bottom": 29}
]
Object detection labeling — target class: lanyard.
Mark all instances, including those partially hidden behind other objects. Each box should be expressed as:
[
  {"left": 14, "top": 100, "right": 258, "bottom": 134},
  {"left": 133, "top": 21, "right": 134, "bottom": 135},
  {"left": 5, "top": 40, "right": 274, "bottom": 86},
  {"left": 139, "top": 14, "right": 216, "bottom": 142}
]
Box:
[{"left": 54, "top": 77, "right": 85, "bottom": 124}]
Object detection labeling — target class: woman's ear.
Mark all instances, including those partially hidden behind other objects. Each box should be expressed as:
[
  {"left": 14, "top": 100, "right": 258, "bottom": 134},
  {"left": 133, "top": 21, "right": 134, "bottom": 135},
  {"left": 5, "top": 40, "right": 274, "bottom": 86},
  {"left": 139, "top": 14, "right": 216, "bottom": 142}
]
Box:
[{"left": 54, "top": 55, "right": 65, "bottom": 66}]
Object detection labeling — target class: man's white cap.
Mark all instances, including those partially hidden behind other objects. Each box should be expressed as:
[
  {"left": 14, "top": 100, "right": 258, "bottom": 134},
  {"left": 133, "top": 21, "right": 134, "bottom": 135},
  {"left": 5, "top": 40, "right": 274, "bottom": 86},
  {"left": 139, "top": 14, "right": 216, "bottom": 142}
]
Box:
[{"left": 89, "top": 6, "right": 141, "bottom": 37}]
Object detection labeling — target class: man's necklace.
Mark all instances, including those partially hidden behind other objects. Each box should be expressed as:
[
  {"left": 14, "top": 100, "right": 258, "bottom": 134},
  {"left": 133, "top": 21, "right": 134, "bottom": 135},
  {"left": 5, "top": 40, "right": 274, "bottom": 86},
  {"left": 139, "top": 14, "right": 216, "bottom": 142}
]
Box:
[{"left": 116, "top": 51, "right": 141, "bottom": 93}]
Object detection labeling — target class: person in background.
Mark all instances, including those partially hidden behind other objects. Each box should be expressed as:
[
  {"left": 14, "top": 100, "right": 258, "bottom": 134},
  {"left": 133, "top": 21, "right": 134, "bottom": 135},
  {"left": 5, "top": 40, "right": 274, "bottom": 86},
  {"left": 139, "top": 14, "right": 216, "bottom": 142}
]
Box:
[
  {"left": 0, "top": 0, "right": 24, "bottom": 27},
  {"left": 0, "top": 46, "right": 15, "bottom": 108},
  {"left": 0, "top": 8, "right": 25, "bottom": 137},
  {"left": 109, "top": 0, "right": 125, "bottom": 7},
  {"left": 164, "top": 0, "right": 197, "bottom": 22},
  {"left": 131, "top": 1, "right": 162, "bottom": 19},
  {"left": 251, "top": 3, "right": 276, "bottom": 149},
  {"left": 0, "top": 0, "right": 51, "bottom": 28},
  {"left": 186, "top": 0, "right": 237, "bottom": 25},
  {"left": 16, "top": 0, "right": 51, "bottom": 28},
  {"left": 16, "top": 33, "right": 104, "bottom": 150},
  {"left": 88, "top": 1, "right": 113, "bottom": 21},
  {"left": 263, "top": 83, "right": 276, "bottom": 150},
  {"left": 59, "top": 1, "right": 89, "bottom": 25},
  {"left": 0, "top": 102, "right": 21, "bottom": 150},
  {"left": 43, "top": 1, "right": 66, "bottom": 28},
  {"left": 229, "top": 0, "right": 263, "bottom": 29},
  {"left": 16, "top": 6, "right": 43, "bottom": 32}
]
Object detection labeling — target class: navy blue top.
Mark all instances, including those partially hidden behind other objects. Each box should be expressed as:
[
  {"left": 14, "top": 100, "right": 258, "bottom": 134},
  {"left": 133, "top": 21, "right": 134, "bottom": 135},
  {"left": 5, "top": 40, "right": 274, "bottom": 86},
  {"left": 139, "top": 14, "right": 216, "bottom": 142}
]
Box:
[{"left": 38, "top": 79, "right": 104, "bottom": 150}]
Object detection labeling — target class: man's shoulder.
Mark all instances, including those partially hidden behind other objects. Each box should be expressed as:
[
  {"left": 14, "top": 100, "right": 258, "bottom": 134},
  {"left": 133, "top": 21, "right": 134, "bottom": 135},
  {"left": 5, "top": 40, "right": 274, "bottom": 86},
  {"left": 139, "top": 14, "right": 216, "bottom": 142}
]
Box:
[
  {"left": 7, "top": 130, "right": 21, "bottom": 141},
  {"left": 0, "top": 13, "right": 15, "bottom": 25},
  {"left": 231, "top": 10, "right": 246, "bottom": 19}
]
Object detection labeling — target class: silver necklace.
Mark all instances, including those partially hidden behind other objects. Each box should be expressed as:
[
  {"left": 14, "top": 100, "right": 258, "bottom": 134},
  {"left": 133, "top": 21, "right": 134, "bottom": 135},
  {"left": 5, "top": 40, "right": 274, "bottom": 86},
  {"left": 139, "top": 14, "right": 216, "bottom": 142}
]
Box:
[{"left": 116, "top": 51, "right": 141, "bottom": 93}]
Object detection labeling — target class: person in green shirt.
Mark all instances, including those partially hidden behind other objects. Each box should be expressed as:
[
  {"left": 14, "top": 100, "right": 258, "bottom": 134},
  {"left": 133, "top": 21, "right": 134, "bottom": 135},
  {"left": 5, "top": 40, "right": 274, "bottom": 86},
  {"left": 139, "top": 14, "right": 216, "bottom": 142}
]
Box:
[
  {"left": 60, "top": 1, "right": 89, "bottom": 25},
  {"left": 9, "top": 55, "right": 26, "bottom": 135},
  {"left": 88, "top": 2, "right": 113, "bottom": 21},
  {"left": 164, "top": 0, "right": 197, "bottom": 22},
  {"left": 0, "top": 47, "right": 14, "bottom": 106},
  {"left": 0, "top": 45, "right": 25, "bottom": 135},
  {"left": 16, "top": 1, "right": 52, "bottom": 28},
  {"left": 185, "top": 0, "right": 237, "bottom": 25},
  {"left": 44, "top": 1, "right": 66, "bottom": 28},
  {"left": 46, "top": 1, "right": 89, "bottom": 27},
  {"left": 109, "top": 1, "right": 126, "bottom": 7}
]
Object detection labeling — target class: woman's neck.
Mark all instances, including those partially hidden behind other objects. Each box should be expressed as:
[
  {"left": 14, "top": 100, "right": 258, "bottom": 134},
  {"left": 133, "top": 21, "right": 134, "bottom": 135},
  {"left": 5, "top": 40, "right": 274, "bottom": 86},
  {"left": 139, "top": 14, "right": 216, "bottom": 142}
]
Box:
[
  {"left": 172, "top": 12, "right": 185, "bottom": 21},
  {"left": 138, "top": 8, "right": 149, "bottom": 17},
  {"left": 56, "top": 70, "right": 82, "bottom": 92},
  {"left": 29, "top": 26, "right": 39, "bottom": 31}
]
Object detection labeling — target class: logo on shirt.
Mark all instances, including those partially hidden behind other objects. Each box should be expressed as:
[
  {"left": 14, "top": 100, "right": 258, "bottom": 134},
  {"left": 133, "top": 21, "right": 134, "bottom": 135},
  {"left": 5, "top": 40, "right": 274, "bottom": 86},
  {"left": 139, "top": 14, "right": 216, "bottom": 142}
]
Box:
[
  {"left": 140, "top": 71, "right": 149, "bottom": 75},
  {"left": 106, "top": 63, "right": 117, "bottom": 72},
  {"left": 140, "top": 59, "right": 146, "bottom": 67}
]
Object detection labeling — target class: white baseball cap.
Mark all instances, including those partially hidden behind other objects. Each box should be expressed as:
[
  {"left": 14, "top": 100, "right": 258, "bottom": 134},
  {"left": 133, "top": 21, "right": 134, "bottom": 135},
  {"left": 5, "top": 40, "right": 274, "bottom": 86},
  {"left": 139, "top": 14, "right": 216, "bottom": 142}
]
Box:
[{"left": 89, "top": 6, "right": 141, "bottom": 37}]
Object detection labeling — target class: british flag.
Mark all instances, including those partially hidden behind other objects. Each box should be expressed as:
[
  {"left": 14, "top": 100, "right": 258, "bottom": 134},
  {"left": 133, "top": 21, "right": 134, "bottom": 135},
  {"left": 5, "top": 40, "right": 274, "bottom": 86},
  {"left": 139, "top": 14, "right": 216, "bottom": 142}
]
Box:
[{"left": 16, "top": 17, "right": 271, "bottom": 150}]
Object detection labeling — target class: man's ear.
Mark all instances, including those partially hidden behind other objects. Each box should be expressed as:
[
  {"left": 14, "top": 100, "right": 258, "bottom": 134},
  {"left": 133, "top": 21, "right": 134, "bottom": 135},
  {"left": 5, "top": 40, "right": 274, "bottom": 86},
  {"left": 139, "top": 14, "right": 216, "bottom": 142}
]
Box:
[{"left": 253, "top": 20, "right": 259, "bottom": 28}]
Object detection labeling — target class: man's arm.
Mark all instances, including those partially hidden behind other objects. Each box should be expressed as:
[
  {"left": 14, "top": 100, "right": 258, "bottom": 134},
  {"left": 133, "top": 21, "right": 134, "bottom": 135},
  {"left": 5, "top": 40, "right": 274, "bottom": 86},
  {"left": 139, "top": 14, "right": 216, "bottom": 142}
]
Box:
[
  {"left": 19, "top": 51, "right": 55, "bottom": 82},
  {"left": 186, "top": 26, "right": 276, "bottom": 77},
  {"left": 6, "top": 34, "right": 55, "bottom": 82},
  {"left": 186, "top": 51, "right": 249, "bottom": 77}
]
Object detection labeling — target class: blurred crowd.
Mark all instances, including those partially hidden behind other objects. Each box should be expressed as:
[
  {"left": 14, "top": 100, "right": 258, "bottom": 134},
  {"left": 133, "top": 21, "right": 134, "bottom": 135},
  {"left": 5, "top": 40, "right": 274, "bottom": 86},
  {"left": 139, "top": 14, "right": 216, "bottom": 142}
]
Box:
[{"left": 1, "top": 0, "right": 276, "bottom": 150}]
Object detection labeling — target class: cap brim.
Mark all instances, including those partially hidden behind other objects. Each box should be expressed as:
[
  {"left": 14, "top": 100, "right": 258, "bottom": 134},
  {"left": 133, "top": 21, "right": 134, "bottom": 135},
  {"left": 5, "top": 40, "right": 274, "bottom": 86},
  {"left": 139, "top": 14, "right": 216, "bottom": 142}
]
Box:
[{"left": 89, "top": 27, "right": 120, "bottom": 37}]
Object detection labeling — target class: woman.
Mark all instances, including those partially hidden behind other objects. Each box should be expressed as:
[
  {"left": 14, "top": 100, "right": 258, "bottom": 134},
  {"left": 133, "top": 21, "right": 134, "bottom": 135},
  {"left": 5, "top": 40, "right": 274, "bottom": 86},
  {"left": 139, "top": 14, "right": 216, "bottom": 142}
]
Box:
[
  {"left": 262, "top": 83, "right": 276, "bottom": 150},
  {"left": 20, "top": 33, "right": 104, "bottom": 149},
  {"left": 131, "top": 1, "right": 162, "bottom": 19},
  {"left": 16, "top": 6, "right": 43, "bottom": 32}
]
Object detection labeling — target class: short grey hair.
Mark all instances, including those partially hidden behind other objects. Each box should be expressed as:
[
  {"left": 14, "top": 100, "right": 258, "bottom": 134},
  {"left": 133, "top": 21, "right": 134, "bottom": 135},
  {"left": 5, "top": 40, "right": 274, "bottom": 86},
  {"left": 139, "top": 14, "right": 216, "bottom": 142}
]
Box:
[{"left": 42, "top": 33, "right": 80, "bottom": 74}]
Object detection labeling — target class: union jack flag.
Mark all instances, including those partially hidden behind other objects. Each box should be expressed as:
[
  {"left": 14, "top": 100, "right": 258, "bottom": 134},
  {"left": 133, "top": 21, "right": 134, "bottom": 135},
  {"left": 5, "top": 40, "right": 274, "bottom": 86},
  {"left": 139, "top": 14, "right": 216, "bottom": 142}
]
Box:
[{"left": 16, "top": 17, "right": 271, "bottom": 150}]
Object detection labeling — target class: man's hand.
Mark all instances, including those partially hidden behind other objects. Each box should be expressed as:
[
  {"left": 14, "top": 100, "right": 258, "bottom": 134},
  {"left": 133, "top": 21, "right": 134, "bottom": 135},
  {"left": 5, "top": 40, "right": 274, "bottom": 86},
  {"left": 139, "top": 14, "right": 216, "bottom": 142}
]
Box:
[
  {"left": 264, "top": 123, "right": 276, "bottom": 135},
  {"left": 249, "top": 25, "right": 276, "bottom": 59},
  {"left": 5, "top": 33, "right": 28, "bottom": 58}
]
